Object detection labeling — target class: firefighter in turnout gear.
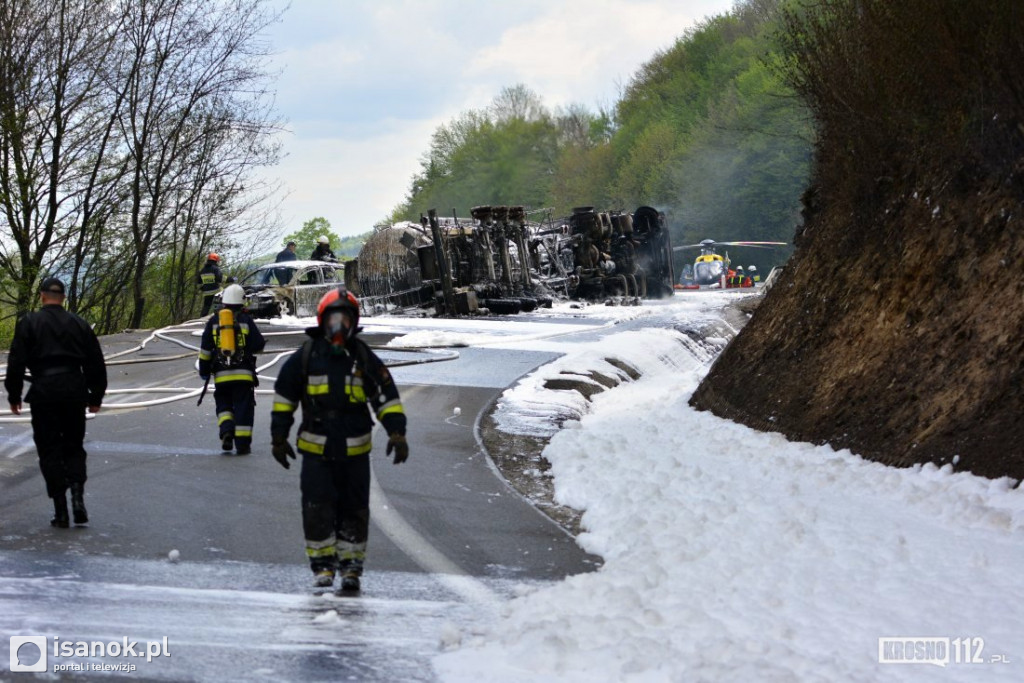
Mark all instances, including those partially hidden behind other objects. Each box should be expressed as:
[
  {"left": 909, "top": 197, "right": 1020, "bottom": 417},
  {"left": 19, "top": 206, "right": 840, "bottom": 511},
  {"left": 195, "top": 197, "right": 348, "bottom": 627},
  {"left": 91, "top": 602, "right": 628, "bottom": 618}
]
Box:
[
  {"left": 5, "top": 278, "right": 107, "bottom": 528},
  {"left": 196, "top": 253, "right": 223, "bottom": 317},
  {"left": 309, "top": 235, "right": 338, "bottom": 262},
  {"left": 198, "top": 284, "right": 266, "bottom": 455},
  {"left": 270, "top": 287, "right": 408, "bottom": 593}
]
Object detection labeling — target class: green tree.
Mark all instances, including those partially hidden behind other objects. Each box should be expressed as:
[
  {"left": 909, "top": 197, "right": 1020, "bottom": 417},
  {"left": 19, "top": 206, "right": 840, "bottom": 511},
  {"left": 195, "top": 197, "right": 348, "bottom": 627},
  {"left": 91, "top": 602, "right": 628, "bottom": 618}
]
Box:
[
  {"left": 335, "top": 232, "right": 372, "bottom": 259},
  {"left": 389, "top": 0, "right": 808, "bottom": 276},
  {"left": 284, "top": 217, "right": 342, "bottom": 260}
]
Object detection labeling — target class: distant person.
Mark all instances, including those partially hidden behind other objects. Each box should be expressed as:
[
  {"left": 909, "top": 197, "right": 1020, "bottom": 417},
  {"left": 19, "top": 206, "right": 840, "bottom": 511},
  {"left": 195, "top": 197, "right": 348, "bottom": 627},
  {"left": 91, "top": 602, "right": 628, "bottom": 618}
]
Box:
[
  {"left": 748, "top": 265, "right": 760, "bottom": 283},
  {"left": 276, "top": 241, "right": 298, "bottom": 263},
  {"left": 197, "top": 284, "right": 266, "bottom": 455},
  {"left": 5, "top": 278, "right": 107, "bottom": 528},
  {"left": 196, "top": 253, "right": 223, "bottom": 316},
  {"left": 310, "top": 235, "right": 338, "bottom": 262}
]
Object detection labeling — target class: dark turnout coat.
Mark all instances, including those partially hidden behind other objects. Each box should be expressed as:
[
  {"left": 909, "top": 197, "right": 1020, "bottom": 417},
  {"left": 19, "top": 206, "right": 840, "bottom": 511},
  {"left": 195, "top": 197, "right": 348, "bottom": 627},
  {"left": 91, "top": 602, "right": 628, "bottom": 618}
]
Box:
[{"left": 5, "top": 304, "right": 107, "bottom": 406}]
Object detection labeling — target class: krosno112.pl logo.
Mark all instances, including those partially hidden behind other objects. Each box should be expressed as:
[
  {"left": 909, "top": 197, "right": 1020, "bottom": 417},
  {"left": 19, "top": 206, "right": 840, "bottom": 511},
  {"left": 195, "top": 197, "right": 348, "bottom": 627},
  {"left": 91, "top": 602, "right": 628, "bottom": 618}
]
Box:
[{"left": 878, "top": 637, "right": 1009, "bottom": 666}]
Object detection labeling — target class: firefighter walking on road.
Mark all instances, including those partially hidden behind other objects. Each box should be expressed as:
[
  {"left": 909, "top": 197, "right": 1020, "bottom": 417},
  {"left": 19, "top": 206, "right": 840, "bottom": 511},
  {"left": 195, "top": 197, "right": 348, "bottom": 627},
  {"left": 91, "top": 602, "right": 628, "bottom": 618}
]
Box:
[
  {"left": 196, "top": 253, "right": 223, "bottom": 317},
  {"left": 270, "top": 287, "right": 408, "bottom": 593},
  {"left": 197, "top": 284, "right": 266, "bottom": 455},
  {"left": 5, "top": 278, "right": 107, "bottom": 528}
]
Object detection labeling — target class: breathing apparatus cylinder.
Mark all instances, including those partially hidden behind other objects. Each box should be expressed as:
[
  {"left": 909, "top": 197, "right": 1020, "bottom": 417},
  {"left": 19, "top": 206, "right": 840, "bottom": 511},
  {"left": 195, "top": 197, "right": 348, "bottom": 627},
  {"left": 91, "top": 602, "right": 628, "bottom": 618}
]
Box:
[{"left": 218, "top": 308, "right": 236, "bottom": 354}]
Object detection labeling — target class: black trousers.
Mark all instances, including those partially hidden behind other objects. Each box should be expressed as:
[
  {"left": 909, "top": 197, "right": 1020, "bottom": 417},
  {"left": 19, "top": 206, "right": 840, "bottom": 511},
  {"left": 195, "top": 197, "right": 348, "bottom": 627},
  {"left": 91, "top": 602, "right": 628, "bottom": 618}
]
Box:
[
  {"left": 212, "top": 380, "right": 256, "bottom": 447},
  {"left": 200, "top": 293, "right": 216, "bottom": 317},
  {"left": 30, "top": 401, "right": 88, "bottom": 499},
  {"left": 300, "top": 451, "right": 371, "bottom": 574}
]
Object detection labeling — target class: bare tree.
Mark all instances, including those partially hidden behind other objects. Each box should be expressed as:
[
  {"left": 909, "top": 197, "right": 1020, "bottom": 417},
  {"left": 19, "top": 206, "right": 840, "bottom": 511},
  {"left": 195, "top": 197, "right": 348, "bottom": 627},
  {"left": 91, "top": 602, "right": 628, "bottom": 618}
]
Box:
[
  {"left": 0, "top": 0, "right": 283, "bottom": 333},
  {"left": 490, "top": 83, "right": 548, "bottom": 123},
  {"left": 0, "top": 0, "right": 123, "bottom": 316},
  {"left": 114, "top": 0, "right": 282, "bottom": 329}
]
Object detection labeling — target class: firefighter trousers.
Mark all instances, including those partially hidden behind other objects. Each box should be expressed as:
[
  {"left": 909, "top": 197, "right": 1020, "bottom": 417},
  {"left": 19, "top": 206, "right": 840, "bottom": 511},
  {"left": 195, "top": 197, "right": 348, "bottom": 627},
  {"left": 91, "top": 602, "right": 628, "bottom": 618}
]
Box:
[
  {"left": 30, "top": 401, "right": 88, "bottom": 499},
  {"left": 200, "top": 293, "right": 216, "bottom": 317},
  {"left": 300, "top": 451, "right": 371, "bottom": 575},
  {"left": 213, "top": 380, "right": 256, "bottom": 448}
]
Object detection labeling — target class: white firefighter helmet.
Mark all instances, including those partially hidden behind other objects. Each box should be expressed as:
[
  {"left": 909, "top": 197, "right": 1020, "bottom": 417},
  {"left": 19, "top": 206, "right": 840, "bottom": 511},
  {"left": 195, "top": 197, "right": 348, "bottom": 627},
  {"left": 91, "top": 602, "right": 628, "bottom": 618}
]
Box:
[
  {"left": 318, "top": 235, "right": 329, "bottom": 244},
  {"left": 222, "top": 284, "right": 245, "bottom": 306},
  {"left": 748, "top": 265, "right": 758, "bottom": 272},
  {"left": 736, "top": 265, "right": 744, "bottom": 272}
]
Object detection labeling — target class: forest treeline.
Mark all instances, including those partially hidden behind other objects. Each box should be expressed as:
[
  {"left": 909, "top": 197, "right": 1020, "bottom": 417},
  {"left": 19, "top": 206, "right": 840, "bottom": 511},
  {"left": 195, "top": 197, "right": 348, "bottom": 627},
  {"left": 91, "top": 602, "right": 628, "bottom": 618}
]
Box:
[
  {"left": 1, "top": 0, "right": 811, "bottom": 343},
  {"left": 0, "top": 0, "right": 282, "bottom": 343},
  {"left": 390, "top": 0, "right": 811, "bottom": 270}
]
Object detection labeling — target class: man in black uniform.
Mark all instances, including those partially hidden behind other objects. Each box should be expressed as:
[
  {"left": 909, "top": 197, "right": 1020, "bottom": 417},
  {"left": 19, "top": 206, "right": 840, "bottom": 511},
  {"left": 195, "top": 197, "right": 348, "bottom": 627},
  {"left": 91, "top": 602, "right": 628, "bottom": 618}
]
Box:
[
  {"left": 275, "top": 241, "right": 298, "bottom": 263},
  {"left": 197, "top": 284, "right": 266, "bottom": 455},
  {"left": 5, "top": 278, "right": 107, "bottom": 528},
  {"left": 270, "top": 287, "right": 408, "bottom": 593},
  {"left": 196, "top": 253, "right": 223, "bottom": 316}
]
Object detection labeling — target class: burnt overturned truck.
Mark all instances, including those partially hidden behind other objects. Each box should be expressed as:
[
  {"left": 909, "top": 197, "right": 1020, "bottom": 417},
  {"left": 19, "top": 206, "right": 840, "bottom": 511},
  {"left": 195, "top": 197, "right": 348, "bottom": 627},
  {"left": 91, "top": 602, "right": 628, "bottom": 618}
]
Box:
[
  {"left": 345, "top": 204, "right": 675, "bottom": 316},
  {"left": 557, "top": 205, "right": 676, "bottom": 301}
]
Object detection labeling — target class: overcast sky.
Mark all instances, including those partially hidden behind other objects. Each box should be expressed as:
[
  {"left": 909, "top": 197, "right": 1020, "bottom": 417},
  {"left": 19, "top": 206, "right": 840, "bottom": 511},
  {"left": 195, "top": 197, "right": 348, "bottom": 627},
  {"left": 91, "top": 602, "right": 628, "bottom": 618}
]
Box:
[{"left": 257, "top": 0, "right": 738, "bottom": 243}]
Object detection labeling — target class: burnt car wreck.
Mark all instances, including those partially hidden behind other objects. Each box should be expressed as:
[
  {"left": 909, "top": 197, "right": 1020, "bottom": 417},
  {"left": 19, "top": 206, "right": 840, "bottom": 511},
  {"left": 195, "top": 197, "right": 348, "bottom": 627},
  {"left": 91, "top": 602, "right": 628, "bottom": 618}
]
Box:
[
  {"left": 345, "top": 204, "right": 675, "bottom": 317},
  {"left": 219, "top": 260, "right": 347, "bottom": 318}
]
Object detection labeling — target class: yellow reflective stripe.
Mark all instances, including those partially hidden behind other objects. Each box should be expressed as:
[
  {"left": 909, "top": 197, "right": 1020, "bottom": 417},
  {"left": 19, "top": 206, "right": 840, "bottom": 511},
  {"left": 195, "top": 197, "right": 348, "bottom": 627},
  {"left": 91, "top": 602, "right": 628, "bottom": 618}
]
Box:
[
  {"left": 306, "top": 536, "right": 335, "bottom": 550},
  {"left": 345, "top": 377, "right": 366, "bottom": 403},
  {"left": 298, "top": 430, "right": 327, "bottom": 454},
  {"left": 305, "top": 546, "right": 337, "bottom": 559},
  {"left": 214, "top": 369, "right": 256, "bottom": 383},
  {"left": 198, "top": 349, "right": 212, "bottom": 361},
  {"left": 272, "top": 393, "right": 297, "bottom": 413},
  {"left": 296, "top": 431, "right": 372, "bottom": 456},
  {"left": 201, "top": 274, "right": 216, "bottom": 284},
  {"left": 235, "top": 427, "right": 252, "bottom": 437},
  {"left": 298, "top": 439, "right": 324, "bottom": 454},
  {"left": 217, "top": 412, "right": 234, "bottom": 425},
  {"left": 336, "top": 542, "right": 366, "bottom": 562},
  {"left": 378, "top": 399, "right": 404, "bottom": 418},
  {"left": 306, "top": 374, "right": 329, "bottom": 396},
  {"left": 347, "top": 432, "right": 372, "bottom": 456}
]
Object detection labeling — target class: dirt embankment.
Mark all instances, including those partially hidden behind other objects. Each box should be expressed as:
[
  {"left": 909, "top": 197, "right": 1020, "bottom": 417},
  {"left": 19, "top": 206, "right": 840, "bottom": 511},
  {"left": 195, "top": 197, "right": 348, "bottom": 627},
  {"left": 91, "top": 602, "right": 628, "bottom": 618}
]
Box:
[
  {"left": 690, "top": 168, "right": 1024, "bottom": 482},
  {"left": 696, "top": 0, "right": 1024, "bottom": 482}
]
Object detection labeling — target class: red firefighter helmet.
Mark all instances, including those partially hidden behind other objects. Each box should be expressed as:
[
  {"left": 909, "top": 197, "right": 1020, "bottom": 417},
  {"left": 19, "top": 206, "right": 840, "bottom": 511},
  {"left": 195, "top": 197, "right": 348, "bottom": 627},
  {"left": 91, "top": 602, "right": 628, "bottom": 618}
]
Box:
[
  {"left": 317, "top": 287, "right": 360, "bottom": 346},
  {"left": 208, "top": 253, "right": 220, "bottom": 262}
]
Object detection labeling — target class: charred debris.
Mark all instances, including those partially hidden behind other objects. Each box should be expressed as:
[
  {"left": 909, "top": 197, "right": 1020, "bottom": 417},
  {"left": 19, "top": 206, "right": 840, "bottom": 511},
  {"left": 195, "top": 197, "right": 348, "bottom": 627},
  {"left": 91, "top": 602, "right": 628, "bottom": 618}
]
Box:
[{"left": 344, "top": 205, "right": 676, "bottom": 317}]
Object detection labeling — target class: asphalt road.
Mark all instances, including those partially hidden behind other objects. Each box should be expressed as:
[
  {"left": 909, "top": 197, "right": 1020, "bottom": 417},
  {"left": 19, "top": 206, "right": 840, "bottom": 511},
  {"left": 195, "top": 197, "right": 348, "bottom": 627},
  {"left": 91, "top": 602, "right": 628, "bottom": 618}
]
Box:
[{"left": 0, "top": 320, "right": 600, "bottom": 681}]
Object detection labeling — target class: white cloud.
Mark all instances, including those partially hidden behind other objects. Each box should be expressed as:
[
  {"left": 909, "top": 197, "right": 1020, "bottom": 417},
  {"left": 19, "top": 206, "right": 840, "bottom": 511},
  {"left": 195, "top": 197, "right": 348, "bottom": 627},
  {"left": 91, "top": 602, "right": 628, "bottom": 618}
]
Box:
[
  {"left": 258, "top": 0, "right": 736, "bottom": 242},
  {"left": 265, "top": 115, "right": 441, "bottom": 232},
  {"left": 468, "top": 0, "right": 713, "bottom": 108}
]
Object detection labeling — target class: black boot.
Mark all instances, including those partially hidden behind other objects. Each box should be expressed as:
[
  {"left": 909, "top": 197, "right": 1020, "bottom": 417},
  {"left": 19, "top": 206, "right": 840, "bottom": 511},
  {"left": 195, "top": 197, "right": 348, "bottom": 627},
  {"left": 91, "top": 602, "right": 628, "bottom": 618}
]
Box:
[
  {"left": 70, "top": 483, "right": 88, "bottom": 524},
  {"left": 51, "top": 491, "right": 70, "bottom": 528}
]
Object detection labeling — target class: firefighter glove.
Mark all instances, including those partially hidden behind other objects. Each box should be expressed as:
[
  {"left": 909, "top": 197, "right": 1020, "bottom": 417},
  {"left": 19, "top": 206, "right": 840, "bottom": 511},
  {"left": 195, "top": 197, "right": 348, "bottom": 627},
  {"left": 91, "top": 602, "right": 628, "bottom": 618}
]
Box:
[
  {"left": 385, "top": 433, "right": 409, "bottom": 464},
  {"left": 271, "top": 437, "right": 296, "bottom": 469}
]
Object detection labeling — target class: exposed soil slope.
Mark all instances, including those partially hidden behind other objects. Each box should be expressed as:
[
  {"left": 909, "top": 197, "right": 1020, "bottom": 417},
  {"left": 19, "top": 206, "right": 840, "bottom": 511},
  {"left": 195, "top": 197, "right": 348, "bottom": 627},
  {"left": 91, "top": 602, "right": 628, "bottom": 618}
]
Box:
[{"left": 690, "top": 167, "right": 1024, "bottom": 481}]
